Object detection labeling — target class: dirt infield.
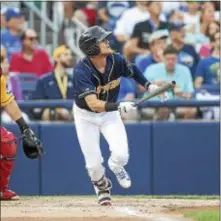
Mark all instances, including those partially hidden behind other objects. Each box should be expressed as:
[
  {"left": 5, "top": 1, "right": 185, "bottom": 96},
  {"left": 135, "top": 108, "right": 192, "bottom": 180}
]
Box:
[{"left": 1, "top": 196, "right": 219, "bottom": 221}]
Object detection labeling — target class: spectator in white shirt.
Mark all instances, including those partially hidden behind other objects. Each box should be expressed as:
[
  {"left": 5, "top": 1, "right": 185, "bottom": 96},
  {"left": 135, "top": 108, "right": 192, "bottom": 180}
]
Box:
[
  {"left": 161, "top": 1, "right": 184, "bottom": 16},
  {"left": 113, "top": 1, "right": 149, "bottom": 44},
  {"left": 183, "top": 1, "right": 200, "bottom": 34}
]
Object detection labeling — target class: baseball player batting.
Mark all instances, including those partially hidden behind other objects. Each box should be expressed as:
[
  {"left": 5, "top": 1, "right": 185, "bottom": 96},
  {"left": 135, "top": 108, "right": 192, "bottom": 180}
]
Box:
[
  {"left": 0, "top": 46, "right": 43, "bottom": 200},
  {"left": 72, "top": 26, "right": 168, "bottom": 206}
]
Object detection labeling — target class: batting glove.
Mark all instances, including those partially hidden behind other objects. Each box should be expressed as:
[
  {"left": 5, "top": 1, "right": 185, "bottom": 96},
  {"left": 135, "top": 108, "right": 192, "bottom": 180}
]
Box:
[
  {"left": 148, "top": 84, "right": 169, "bottom": 102},
  {"left": 118, "top": 102, "right": 136, "bottom": 113}
]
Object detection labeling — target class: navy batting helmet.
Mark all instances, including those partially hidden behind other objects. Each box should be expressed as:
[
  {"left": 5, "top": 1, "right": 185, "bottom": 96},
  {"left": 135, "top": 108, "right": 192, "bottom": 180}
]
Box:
[{"left": 78, "top": 26, "right": 112, "bottom": 57}]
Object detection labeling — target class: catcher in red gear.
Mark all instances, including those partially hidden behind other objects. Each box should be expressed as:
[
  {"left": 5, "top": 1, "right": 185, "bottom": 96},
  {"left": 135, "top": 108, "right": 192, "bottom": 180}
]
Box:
[{"left": 1, "top": 46, "right": 43, "bottom": 200}]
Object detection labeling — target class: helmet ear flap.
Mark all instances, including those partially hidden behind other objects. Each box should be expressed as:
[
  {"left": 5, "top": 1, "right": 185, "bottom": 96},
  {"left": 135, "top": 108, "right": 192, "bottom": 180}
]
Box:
[
  {"left": 79, "top": 36, "right": 101, "bottom": 57},
  {"left": 87, "top": 44, "right": 100, "bottom": 56}
]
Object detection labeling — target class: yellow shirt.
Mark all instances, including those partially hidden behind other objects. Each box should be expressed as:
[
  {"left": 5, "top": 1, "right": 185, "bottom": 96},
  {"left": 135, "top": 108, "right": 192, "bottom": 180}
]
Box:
[{"left": 1, "top": 74, "right": 14, "bottom": 107}]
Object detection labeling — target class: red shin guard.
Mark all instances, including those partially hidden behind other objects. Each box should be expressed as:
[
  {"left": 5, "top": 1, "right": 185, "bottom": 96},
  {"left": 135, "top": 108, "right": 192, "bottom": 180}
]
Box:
[{"left": 0, "top": 127, "right": 18, "bottom": 199}]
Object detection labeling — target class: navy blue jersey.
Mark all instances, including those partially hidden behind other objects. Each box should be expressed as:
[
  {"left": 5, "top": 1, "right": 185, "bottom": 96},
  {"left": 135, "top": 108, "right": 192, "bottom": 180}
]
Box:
[{"left": 73, "top": 53, "right": 150, "bottom": 111}]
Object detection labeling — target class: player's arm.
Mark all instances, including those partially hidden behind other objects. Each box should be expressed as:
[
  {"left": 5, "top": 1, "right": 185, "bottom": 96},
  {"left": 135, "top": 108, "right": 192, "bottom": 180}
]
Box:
[
  {"left": 1, "top": 75, "right": 28, "bottom": 132},
  {"left": 85, "top": 94, "right": 135, "bottom": 113},
  {"left": 4, "top": 100, "right": 29, "bottom": 132},
  {"left": 85, "top": 94, "right": 121, "bottom": 113},
  {"left": 85, "top": 94, "right": 106, "bottom": 112}
]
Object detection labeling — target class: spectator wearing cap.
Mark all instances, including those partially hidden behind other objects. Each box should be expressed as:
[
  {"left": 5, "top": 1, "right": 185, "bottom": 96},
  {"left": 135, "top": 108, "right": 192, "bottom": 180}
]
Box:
[
  {"left": 144, "top": 46, "right": 196, "bottom": 120},
  {"left": 0, "top": 8, "right": 25, "bottom": 61},
  {"left": 32, "top": 45, "right": 74, "bottom": 121},
  {"left": 136, "top": 29, "right": 169, "bottom": 73},
  {"left": 123, "top": 1, "right": 168, "bottom": 61},
  {"left": 10, "top": 29, "right": 53, "bottom": 77},
  {"left": 169, "top": 22, "right": 199, "bottom": 78},
  {"left": 195, "top": 31, "right": 220, "bottom": 89},
  {"left": 135, "top": 30, "right": 169, "bottom": 108}
]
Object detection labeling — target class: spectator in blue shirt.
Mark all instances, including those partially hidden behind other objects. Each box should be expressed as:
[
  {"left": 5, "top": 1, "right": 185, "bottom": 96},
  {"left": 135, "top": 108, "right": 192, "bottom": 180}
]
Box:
[
  {"left": 195, "top": 31, "right": 220, "bottom": 88},
  {"left": 118, "top": 77, "right": 138, "bottom": 121},
  {"left": 144, "top": 45, "right": 196, "bottom": 120},
  {"left": 32, "top": 45, "right": 75, "bottom": 121},
  {"left": 135, "top": 29, "right": 169, "bottom": 73},
  {"left": 169, "top": 22, "right": 199, "bottom": 79},
  {"left": 1, "top": 8, "right": 25, "bottom": 61}
]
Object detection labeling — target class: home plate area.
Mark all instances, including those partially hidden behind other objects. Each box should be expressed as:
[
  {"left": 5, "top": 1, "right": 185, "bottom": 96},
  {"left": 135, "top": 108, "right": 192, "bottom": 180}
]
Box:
[{"left": 1, "top": 196, "right": 219, "bottom": 221}]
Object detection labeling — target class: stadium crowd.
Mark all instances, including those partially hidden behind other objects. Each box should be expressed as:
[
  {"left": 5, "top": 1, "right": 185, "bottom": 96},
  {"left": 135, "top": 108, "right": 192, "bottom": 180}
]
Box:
[{"left": 0, "top": 1, "right": 220, "bottom": 122}]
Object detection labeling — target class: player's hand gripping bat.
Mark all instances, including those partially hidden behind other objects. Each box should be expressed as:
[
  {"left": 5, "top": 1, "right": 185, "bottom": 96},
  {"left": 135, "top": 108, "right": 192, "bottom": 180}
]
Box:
[{"left": 134, "top": 81, "right": 176, "bottom": 106}]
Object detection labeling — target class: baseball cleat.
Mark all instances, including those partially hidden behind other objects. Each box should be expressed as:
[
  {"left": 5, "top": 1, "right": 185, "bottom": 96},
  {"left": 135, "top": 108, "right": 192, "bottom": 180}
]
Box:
[
  {"left": 94, "top": 187, "right": 112, "bottom": 206},
  {"left": 0, "top": 190, "right": 20, "bottom": 200},
  {"left": 111, "top": 167, "right": 131, "bottom": 188},
  {"left": 97, "top": 190, "right": 112, "bottom": 206},
  {"left": 93, "top": 177, "right": 112, "bottom": 206}
]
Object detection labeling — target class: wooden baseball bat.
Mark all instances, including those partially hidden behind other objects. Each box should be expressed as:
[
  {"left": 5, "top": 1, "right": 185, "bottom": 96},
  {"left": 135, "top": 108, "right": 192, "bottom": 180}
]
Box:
[{"left": 135, "top": 81, "right": 176, "bottom": 106}]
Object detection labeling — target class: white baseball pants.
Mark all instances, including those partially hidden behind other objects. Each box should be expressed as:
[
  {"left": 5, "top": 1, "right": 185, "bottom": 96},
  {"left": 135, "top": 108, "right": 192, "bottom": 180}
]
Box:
[{"left": 73, "top": 103, "right": 129, "bottom": 182}]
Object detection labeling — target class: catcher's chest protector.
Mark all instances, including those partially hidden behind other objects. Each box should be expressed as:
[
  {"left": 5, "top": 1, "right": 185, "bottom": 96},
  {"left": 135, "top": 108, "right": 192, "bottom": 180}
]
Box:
[{"left": 0, "top": 127, "right": 17, "bottom": 192}]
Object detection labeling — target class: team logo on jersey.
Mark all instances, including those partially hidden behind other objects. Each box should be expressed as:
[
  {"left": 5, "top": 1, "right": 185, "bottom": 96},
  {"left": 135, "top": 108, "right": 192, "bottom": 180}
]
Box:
[{"left": 96, "top": 78, "right": 120, "bottom": 94}]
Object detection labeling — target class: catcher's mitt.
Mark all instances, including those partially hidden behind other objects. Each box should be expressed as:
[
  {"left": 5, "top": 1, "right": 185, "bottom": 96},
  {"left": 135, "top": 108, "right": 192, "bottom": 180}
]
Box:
[{"left": 22, "top": 128, "right": 43, "bottom": 159}]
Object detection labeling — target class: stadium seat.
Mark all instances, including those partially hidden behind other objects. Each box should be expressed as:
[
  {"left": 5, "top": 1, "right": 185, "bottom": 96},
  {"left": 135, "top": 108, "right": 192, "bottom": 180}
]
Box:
[
  {"left": 195, "top": 84, "right": 220, "bottom": 95},
  {"left": 17, "top": 73, "right": 39, "bottom": 100}
]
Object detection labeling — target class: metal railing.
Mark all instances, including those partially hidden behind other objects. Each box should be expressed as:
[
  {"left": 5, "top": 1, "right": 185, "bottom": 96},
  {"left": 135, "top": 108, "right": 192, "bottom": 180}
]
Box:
[
  {"left": 17, "top": 99, "right": 220, "bottom": 110},
  {"left": 62, "top": 18, "right": 87, "bottom": 59},
  {"left": 23, "top": 1, "right": 87, "bottom": 59},
  {"left": 22, "top": 1, "right": 59, "bottom": 53}
]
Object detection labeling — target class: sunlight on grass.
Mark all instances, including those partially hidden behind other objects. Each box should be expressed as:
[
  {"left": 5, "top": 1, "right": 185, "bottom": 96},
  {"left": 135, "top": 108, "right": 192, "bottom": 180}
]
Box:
[{"left": 184, "top": 210, "right": 220, "bottom": 221}]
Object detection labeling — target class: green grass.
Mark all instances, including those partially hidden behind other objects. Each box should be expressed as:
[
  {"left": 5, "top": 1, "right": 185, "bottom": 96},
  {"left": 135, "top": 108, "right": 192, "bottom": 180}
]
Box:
[
  {"left": 184, "top": 210, "right": 220, "bottom": 221},
  {"left": 21, "top": 195, "right": 220, "bottom": 200}
]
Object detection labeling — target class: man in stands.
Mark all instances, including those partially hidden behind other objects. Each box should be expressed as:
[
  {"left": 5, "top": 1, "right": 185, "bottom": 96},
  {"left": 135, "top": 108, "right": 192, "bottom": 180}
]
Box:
[
  {"left": 123, "top": 1, "right": 168, "bottom": 61},
  {"left": 10, "top": 28, "right": 53, "bottom": 77},
  {"left": 136, "top": 29, "right": 169, "bottom": 73},
  {"left": 168, "top": 22, "right": 199, "bottom": 78},
  {"left": 144, "top": 45, "right": 196, "bottom": 120},
  {"left": 113, "top": 1, "right": 149, "bottom": 48},
  {"left": 32, "top": 45, "right": 74, "bottom": 121}
]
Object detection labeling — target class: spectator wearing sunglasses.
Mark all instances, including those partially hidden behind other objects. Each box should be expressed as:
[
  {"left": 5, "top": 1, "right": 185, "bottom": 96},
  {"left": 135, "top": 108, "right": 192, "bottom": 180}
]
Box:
[{"left": 9, "top": 28, "right": 53, "bottom": 77}]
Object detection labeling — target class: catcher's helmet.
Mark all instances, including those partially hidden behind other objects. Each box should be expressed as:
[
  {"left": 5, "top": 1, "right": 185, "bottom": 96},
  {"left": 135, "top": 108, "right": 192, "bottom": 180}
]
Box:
[{"left": 78, "top": 26, "right": 112, "bottom": 57}]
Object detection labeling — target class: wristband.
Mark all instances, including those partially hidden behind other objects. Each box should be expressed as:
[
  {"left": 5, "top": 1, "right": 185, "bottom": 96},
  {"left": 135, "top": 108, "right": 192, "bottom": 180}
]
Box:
[
  {"left": 144, "top": 82, "right": 151, "bottom": 90},
  {"left": 105, "top": 102, "right": 119, "bottom": 112},
  {"left": 16, "top": 117, "right": 29, "bottom": 133}
]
